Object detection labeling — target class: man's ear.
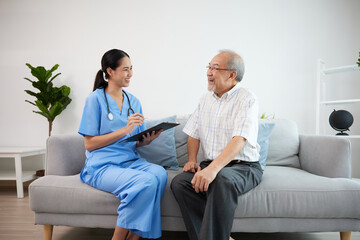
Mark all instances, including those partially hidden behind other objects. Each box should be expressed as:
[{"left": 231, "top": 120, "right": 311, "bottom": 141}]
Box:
[{"left": 229, "top": 71, "right": 237, "bottom": 81}]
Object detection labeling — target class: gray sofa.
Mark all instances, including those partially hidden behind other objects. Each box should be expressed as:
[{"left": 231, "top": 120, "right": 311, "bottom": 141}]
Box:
[{"left": 29, "top": 116, "right": 360, "bottom": 240}]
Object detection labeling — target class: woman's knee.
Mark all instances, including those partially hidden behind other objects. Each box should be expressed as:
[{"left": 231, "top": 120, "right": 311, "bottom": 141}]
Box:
[
  {"left": 158, "top": 166, "right": 168, "bottom": 181},
  {"left": 141, "top": 173, "right": 159, "bottom": 193},
  {"left": 149, "top": 164, "right": 168, "bottom": 182}
]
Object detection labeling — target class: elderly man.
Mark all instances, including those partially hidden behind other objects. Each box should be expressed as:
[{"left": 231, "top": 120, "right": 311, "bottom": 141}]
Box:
[{"left": 171, "top": 50, "right": 263, "bottom": 240}]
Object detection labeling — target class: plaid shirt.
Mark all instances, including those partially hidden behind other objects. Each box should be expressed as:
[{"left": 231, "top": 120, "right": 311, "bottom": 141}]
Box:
[{"left": 183, "top": 84, "right": 260, "bottom": 162}]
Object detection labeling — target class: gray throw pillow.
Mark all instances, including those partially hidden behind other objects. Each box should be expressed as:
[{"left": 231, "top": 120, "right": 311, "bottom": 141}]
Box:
[{"left": 136, "top": 115, "right": 178, "bottom": 170}]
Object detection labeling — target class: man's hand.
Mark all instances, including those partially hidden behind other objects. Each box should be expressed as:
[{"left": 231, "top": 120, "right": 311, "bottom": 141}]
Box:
[
  {"left": 183, "top": 162, "right": 201, "bottom": 173},
  {"left": 191, "top": 166, "right": 218, "bottom": 193}
]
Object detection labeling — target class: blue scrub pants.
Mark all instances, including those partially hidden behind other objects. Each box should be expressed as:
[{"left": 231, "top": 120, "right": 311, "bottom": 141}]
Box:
[{"left": 85, "top": 158, "right": 168, "bottom": 239}]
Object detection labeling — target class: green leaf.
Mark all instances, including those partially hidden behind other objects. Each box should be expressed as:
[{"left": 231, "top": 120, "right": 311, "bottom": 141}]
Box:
[
  {"left": 60, "top": 97, "right": 72, "bottom": 109},
  {"left": 25, "top": 63, "right": 35, "bottom": 70},
  {"left": 48, "top": 64, "right": 59, "bottom": 74},
  {"left": 24, "top": 77, "right": 33, "bottom": 83},
  {"left": 260, "top": 112, "right": 275, "bottom": 119},
  {"left": 44, "top": 64, "right": 59, "bottom": 82},
  {"left": 60, "top": 85, "right": 70, "bottom": 96},
  {"left": 25, "top": 100, "right": 36, "bottom": 106},
  {"left": 49, "top": 72, "right": 61, "bottom": 83},
  {"left": 35, "top": 100, "right": 50, "bottom": 116},
  {"left": 33, "top": 111, "right": 51, "bottom": 119},
  {"left": 49, "top": 102, "right": 64, "bottom": 121},
  {"left": 46, "top": 81, "right": 54, "bottom": 92},
  {"left": 32, "top": 80, "right": 47, "bottom": 91},
  {"left": 25, "top": 90, "right": 37, "bottom": 97},
  {"left": 31, "top": 66, "right": 47, "bottom": 82}
]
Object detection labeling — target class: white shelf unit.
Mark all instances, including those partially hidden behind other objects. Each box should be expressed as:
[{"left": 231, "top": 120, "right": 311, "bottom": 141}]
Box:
[
  {"left": 0, "top": 147, "right": 45, "bottom": 198},
  {"left": 316, "top": 59, "right": 360, "bottom": 138},
  {"left": 0, "top": 170, "right": 36, "bottom": 181}
]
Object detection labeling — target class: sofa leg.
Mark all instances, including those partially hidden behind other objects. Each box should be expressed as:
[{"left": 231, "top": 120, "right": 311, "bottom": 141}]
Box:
[
  {"left": 340, "top": 232, "right": 351, "bottom": 240},
  {"left": 44, "top": 225, "right": 53, "bottom": 240}
]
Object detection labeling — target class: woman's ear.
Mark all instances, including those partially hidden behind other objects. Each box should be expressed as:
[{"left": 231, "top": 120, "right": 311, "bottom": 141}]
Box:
[{"left": 106, "top": 67, "right": 112, "bottom": 77}]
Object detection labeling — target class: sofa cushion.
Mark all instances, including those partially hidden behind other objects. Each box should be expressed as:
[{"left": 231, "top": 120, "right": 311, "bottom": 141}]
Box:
[
  {"left": 30, "top": 174, "right": 119, "bottom": 215},
  {"left": 29, "top": 170, "right": 184, "bottom": 217},
  {"left": 266, "top": 119, "right": 300, "bottom": 168},
  {"left": 234, "top": 166, "right": 360, "bottom": 218},
  {"left": 160, "top": 169, "right": 183, "bottom": 217},
  {"left": 137, "top": 115, "right": 178, "bottom": 170},
  {"left": 30, "top": 167, "right": 360, "bottom": 220}
]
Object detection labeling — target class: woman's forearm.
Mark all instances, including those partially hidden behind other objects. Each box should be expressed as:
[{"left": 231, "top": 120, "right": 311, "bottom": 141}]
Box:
[{"left": 84, "top": 127, "right": 130, "bottom": 152}]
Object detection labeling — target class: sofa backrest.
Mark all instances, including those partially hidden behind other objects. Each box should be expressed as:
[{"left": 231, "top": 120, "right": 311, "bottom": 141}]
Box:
[
  {"left": 46, "top": 116, "right": 301, "bottom": 175},
  {"left": 174, "top": 116, "right": 300, "bottom": 168},
  {"left": 46, "top": 134, "right": 86, "bottom": 176}
]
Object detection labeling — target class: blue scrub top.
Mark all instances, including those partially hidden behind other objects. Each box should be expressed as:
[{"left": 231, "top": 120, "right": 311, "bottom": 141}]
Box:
[{"left": 78, "top": 88, "right": 146, "bottom": 178}]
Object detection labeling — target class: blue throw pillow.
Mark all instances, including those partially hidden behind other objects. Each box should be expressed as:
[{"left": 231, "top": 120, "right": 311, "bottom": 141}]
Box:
[
  {"left": 258, "top": 120, "right": 276, "bottom": 170},
  {"left": 136, "top": 115, "right": 179, "bottom": 170}
]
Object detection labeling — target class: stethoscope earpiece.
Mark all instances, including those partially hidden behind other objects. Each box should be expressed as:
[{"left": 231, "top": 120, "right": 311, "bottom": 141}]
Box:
[{"left": 103, "top": 88, "right": 134, "bottom": 121}]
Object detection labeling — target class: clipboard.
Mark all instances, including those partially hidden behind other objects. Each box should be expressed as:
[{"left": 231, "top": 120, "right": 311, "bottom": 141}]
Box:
[{"left": 118, "top": 121, "right": 180, "bottom": 143}]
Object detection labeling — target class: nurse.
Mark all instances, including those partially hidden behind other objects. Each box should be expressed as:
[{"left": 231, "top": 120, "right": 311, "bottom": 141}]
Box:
[{"left": 78, "top": 49, "right": 168, "bottom": 240}]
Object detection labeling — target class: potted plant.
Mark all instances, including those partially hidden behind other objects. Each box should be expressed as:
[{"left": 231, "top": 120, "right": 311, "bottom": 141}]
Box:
[
  {"left": 24, "top": 63, "right": 72, "bottom": 136},
  {"left": 260, "top": 112, "right": 275, "bottom": 119}
]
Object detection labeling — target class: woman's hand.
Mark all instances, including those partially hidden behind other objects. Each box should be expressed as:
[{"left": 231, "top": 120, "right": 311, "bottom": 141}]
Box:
[
  {"left": 125, "top": 113, "right": 145, "bottom": 134},
  {"left": 136, "top": 129, "right": 163, "bottom": 147}
]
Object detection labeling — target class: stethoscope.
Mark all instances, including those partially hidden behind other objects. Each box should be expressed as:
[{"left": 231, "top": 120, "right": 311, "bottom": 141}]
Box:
[{"left": 103, "top": 88, "right": 134, "bottom": 120}]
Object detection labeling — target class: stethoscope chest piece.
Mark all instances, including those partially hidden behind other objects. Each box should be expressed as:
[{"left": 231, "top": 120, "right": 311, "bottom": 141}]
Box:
[
  {"left": 103, "top": 88, "right": 133, "bottom": 121},
  {"left": 108, "top": 113, "right": 114, "bottom": 121}
]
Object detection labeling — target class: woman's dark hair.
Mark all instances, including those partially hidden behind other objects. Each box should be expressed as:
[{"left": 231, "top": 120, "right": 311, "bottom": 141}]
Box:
[{"left": 93, "top": 49, "right": 130, "bottom": 91}]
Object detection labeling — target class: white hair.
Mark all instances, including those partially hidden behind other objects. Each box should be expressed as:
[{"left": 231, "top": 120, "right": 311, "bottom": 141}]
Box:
[{"left": 219, "top": 50, "right": 245, "bottom": 82}]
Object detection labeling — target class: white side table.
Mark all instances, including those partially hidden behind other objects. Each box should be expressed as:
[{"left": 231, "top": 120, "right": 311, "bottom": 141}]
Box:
[{"left": 0, "top": 147, "right": 45, "bottom": 198}]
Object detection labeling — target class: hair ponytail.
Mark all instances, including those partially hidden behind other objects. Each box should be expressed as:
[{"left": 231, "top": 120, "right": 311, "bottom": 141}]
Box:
[
  {"left": 93, "top": 69, "right": 108, "bottom": 91},
  {"left": 92, "top": 49, "right": 130, "bottom": 91}
]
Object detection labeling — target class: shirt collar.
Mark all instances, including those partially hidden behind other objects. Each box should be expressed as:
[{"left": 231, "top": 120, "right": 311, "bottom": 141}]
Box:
[{"left": 212, "top": 83, "right": 240, "bottom": 100}]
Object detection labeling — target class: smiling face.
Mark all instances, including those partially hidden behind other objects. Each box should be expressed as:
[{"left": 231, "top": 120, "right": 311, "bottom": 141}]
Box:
[
  {"left": 207, "top": 53, "right": 237, "bottom": 97},
  {"left": 107, "top": 56, "right": 133, "bottom": 88}
]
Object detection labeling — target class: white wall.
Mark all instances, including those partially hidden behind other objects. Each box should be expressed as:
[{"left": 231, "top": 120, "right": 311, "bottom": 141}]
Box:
[{"left": 0, "top": 0, "right": 359, "bottom": 173}]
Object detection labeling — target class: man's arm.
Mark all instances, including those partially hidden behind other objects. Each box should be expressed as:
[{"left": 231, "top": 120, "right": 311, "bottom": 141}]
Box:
[
  {"left": 183, "top": 136, "right": 201, "bottom": 173},
  {"left": 191, "top": 136, "right": 246, "bottom": 193}
]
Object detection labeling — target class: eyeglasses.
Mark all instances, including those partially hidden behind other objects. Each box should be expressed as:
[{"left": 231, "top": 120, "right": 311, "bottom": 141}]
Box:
[{"left": 206, "top": 66, "right": 235, "bottom": 72}]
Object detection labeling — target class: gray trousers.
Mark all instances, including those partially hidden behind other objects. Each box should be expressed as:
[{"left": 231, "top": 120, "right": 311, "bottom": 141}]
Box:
[{"left": 170, "top": 160, "right": 263, "bottom": 240}]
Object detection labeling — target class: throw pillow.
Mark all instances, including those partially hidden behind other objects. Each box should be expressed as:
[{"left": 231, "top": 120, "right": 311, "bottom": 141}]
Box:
[
  {"left": 266, "top": 119, "right": 300, "bottom": 168},
  {"left": 136, "top": 115, "right": 179, "bottom": 170},
  {"left": 258, "top": 120, "right": 276, "bottom": 170}
]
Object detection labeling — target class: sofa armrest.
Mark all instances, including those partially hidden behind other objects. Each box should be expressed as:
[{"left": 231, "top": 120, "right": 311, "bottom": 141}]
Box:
[
  {"left": 46, "top": 134, "right": 86, "bottom": 176},
  {"left": 299, "top": 134, "right": 351, "bottom": 178}
]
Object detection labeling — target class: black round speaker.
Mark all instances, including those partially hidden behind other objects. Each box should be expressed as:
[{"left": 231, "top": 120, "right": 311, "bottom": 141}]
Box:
[{"left": 329, "top": 109, "right": 354, "bottom": 136}]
